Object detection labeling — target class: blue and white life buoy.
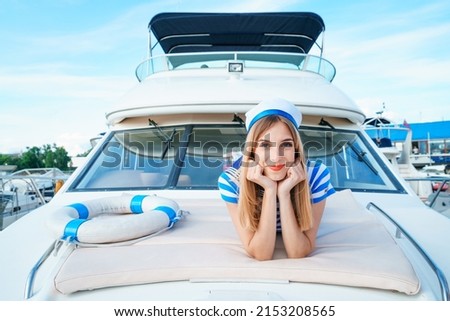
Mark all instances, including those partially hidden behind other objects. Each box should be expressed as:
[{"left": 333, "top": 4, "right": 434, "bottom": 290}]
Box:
[{"left": 47, "top": 194, "right": 182, "bottom": 244}]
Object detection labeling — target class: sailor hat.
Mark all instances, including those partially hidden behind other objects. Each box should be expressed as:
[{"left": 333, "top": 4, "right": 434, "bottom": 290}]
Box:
[{"left": 245, "top": 98, "right": 302, "bottom": 131}]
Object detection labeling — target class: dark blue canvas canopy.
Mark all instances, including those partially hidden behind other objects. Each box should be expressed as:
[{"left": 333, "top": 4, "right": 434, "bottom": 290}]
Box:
[{"left": 148, "top": 12, "right": 325, "bottom": 67}]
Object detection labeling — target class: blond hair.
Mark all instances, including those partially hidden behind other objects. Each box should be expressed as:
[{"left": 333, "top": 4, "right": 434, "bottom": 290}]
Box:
[{"left": 238, "top": 115, "right": 313, "bottom": 232}]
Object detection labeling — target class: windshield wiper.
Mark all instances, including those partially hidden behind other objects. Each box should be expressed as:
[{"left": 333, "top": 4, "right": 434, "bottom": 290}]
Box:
[
  {"left": 319, "top": 118, "right": 378, "bottom": 176},
  {"left": 232, "top": 114, "right": 245, "bottom": 126},
  {"left": 148, "top": 119, "right": 176, "bottom": 160},
  {"left": 160, "top": 129, "right": 176, "bottom": 160}
]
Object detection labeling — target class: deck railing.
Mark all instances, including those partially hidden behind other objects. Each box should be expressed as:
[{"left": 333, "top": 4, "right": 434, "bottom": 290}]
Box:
[
  {"left": 366, "top": 202, "right": 449, "bottom": 301},
  {"left": 135, "top": 52, "right": 336, "bottom": 82}
]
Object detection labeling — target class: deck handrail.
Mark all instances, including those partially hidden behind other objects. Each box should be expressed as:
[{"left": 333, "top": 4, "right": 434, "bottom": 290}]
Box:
[
  {"left": 366, "top": 202, "right": 449, "bottom": 301},
  {"left": 135, "top": 51, "right": 336, "bottom": 82},
  {"left": 24, "top": 240, "right": 63, "bottom": 299}
]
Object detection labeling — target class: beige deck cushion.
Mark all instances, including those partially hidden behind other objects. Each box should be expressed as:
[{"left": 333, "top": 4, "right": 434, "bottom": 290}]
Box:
[{"left": 54, "top": 190, "right": 420, "bottom": 295}]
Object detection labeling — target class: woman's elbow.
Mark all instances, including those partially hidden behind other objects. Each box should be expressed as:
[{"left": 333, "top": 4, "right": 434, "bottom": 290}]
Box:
[
  {"left": 287, "top": 241, "right": 315, "bottom": 258},
  {"left": 247, "top": 249, "right": 273, "bottom": 261},
  {"left": 287, "top": 250, "right": 309, "bottom": 259}
]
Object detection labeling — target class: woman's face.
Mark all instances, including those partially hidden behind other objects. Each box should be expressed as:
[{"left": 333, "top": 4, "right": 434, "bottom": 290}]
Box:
[{"left": 253, "top": 121, "right": 296, "bottom": 181}]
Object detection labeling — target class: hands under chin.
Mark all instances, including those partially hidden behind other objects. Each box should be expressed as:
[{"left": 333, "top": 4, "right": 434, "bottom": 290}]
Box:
[
  {"left": 277, "top": 163, "right": 306, "bottom": 195},
  {"left": 246, "top": 160, "right": 277, "bottom": 191},
  {"left": 247, "top": 160, "right": 306, "bottom": 194}
]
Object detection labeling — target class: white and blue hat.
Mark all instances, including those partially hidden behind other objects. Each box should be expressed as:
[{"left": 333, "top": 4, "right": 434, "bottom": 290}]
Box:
[{"left": 245, "top": 98, "right": 302, "bottom": 131}]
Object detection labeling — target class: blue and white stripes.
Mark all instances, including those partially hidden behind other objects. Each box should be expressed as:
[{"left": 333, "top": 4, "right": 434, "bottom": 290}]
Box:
[
  {"left": 218, "top": 167, "right": 240, "bottom": 204},
  {"left": 306, "top": 160, "right": 336, "bottom": 204},
  {"left": 218, "top": 160, "right": 335, "bottom": 232},
  {"left": 218, "top": 160, "right": 335, "bottom": 205}
]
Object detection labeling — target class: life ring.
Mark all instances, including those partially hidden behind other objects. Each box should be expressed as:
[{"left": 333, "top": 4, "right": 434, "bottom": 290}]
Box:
[{"left": 47, "top": 194, "right": 182, "bottom": 244}]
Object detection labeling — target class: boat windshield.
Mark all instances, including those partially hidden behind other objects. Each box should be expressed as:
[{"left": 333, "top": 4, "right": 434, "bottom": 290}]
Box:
[{"left": 70, "top": 125, "right": 404, "bottom": 193}]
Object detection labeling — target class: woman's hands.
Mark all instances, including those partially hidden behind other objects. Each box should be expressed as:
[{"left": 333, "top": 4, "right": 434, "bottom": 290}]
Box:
[
  {"left": 246, "top": 160, "right": 277, "bottom": 191},
  {"left": 247, "top": 159, "right": 306, "bottom": 195},
  {"left": 278, "top": 160, "right": 306, "bottom": 195}
]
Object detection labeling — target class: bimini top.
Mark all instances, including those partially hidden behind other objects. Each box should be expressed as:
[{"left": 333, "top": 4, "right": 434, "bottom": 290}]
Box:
[{"left": 148, "top": 12, "right": 325, "bottom": 67}]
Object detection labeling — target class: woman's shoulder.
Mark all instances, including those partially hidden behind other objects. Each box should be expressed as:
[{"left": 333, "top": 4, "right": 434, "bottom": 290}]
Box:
[
  {"left": 220, "top": 166, "right": 241, "bottom": 181},
  {"left": 306, "top": 159, "right": 332, "bottom": 184},
  {"left": 306, "top": 159, "right": 335, "bottom": 202},
  {"left": 218, "top": 167, "right": 241, "bottom": 203},
  {"left": 306, "top": 159, "right": 329, "bottom": 172}
]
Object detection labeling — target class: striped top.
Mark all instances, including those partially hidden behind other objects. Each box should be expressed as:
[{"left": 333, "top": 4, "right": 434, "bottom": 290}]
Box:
[{"left": 218, "top": 159, "right": 336, "bottom": 230}]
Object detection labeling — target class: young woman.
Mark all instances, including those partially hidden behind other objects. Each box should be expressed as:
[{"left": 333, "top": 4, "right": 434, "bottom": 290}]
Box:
[{"left": 218, "top": 98, "right": 335, "bottom": 260}]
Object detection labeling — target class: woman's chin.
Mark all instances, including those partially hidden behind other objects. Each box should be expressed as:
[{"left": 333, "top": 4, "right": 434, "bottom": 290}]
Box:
[{"left": 265, "top": 170, "right": 287, "bottom": 181}]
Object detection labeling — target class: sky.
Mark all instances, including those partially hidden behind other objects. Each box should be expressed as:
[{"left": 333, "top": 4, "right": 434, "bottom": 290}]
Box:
[{"left": 1, "top": 0, "right": 449, "bottom": 156}]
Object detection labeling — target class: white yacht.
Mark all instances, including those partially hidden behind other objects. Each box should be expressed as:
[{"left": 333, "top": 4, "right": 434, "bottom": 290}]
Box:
[
  {"left": 0, "top": 12, "right": 449, "bottom": 301},
  {"left": 1, "top": 168, "right": 69, "bottom": 230},
  {"left": 363, "top": 115, "right": 434, "bottom": 201},
  {"left": 1, "top": 176, "right": 45, "bottom": 230}
]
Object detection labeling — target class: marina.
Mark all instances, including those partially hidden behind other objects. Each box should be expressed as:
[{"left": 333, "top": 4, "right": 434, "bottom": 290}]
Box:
[
  {"left": 408, "top": 120, "right": 450, "bottom": 167},
  {"left": 0, "top": 12, "right": 449, "bottom": 301},
  {"left": 363, "top": 115, "right": 450, "bottom": 216},
  {"left": 0, "top": 167, "right": 69, "bottom": 230}
]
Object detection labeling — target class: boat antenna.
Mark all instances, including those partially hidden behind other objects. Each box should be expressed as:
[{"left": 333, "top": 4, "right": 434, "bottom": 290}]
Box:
[
  {"left": 374, "top": 102, "right": 386, "bottom": 129},
  {"left": 376, "top": 102, "right": 386, "bottom": 117}
]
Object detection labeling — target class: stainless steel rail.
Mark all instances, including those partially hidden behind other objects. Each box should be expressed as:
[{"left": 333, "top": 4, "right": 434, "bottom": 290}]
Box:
[
  {"left": 135, "top": 51, "right": 336, "bottom": 82},
  {"left": 24, "top": 240, "right": 63, "bottom": 299},
  {"left": 366, "top": 202, "right": 449, "bottom": 301}
]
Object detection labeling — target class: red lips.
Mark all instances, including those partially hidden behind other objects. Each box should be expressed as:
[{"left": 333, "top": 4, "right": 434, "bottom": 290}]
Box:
[{"left": 269, "top": 164, "right": 285, "bottom": 171}]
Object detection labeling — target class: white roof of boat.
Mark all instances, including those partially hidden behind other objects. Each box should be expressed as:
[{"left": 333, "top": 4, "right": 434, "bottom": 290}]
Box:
[{"left": 106, "top": 68, "right": 365, "bottom": 126}]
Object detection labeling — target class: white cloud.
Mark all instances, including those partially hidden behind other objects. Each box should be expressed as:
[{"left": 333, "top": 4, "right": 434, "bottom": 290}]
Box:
[
  {"left": 324, "top": 2, "right": 450, "bottom": 124},
  {"left": 0, "top": 70, "right": 134, "bottom": 155},
  {"left": 55, "top": 131, "right": 94, "bottom": 157}
]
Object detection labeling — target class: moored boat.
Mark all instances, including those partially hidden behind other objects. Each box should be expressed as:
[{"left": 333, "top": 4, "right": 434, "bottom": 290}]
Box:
[
  {"left": 1, "top": 176, "right": 44, "bottom": 230},
  {"left": 1, "top": 168, "right": 69, "bottom": 230}
]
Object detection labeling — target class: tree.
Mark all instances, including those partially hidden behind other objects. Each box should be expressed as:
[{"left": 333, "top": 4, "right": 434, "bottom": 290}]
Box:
[
  {"left": 19, "top": 146, "right": 44, "bottom": 169},
  {"left": 0, "top": 154, "right": 19, "bottom": 167},
  {"left": 0, "top": 144, "right": 71, "bottom": 171},
  {"left": 50, "top": 145, "right": 71, "bottom": 170}
]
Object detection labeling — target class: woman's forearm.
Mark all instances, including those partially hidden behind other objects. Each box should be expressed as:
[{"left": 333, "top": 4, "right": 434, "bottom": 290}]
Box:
[
  {"left": 245, "top": 188, "right": 278, "bottom": 260},
  {"left": 278, "top": 194, "right": 313, "bottom": 258}
]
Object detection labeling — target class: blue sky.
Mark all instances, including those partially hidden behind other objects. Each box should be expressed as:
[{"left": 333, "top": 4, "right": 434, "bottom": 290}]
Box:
[{"left": 1, "top": 0, "right": 449, "bottom": 156}]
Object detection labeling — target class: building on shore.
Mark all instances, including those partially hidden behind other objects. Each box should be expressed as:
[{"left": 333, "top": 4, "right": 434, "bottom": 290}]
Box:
[{"left": 408, "top": 120, "right": 450, "bottom": 166}]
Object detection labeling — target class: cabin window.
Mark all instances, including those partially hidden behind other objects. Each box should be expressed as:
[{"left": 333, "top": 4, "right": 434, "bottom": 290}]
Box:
[
  {"left": 299, "top": 128, "right": 402, "bottom": 192},
  {"left": 69, "top": 125, "right": 404, "bottom": 194},
  {"left": 71, "top": 127, "right": 185, "bottom": 190},
  {"left": 176, "top": 126, "right": 245, "bottom": 188}
]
